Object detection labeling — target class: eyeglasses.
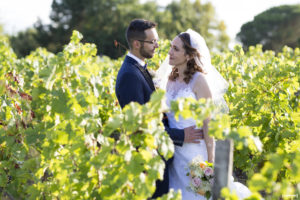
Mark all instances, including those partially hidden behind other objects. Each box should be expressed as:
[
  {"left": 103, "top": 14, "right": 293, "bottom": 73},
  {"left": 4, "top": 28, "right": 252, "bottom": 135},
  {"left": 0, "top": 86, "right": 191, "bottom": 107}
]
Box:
[{"left": 137, "top": 39, "right": 159, "bottom": 44}]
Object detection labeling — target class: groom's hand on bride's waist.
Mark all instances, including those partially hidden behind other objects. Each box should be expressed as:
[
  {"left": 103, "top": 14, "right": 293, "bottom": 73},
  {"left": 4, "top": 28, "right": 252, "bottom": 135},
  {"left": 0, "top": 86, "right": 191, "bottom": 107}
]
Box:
[{"left": 184, "top": 126, "right": 204, "bottom": 143}]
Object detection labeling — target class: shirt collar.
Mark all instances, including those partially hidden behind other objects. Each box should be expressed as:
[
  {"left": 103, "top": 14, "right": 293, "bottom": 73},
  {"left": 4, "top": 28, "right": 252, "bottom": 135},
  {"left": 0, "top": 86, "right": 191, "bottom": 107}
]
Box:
[{"left": 128, "top": 52, "right": 145, "bottom": 67}]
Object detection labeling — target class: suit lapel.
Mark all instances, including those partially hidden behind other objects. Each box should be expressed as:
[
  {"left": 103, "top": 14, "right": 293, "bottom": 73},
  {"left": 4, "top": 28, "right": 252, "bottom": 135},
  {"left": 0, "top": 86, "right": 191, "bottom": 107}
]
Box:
[
  {"left": 135, "top": 64, "right": 155, "bottom": 91},
  {"left": 125, "top": 56, "right": 155, "bottom": 91}
]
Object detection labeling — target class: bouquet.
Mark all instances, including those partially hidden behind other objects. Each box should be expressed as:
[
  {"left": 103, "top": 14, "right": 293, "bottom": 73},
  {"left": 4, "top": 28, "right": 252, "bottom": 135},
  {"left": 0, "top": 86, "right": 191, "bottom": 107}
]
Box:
[{"left": 186, "top": 156, "right": 214, "bottom": 199}]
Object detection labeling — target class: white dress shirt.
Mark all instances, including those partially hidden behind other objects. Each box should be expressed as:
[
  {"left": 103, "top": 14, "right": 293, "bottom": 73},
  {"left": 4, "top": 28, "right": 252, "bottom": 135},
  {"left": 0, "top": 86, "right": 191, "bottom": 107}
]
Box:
[{"left": 127, "top": 52, "right": 146, "bottom": 68}]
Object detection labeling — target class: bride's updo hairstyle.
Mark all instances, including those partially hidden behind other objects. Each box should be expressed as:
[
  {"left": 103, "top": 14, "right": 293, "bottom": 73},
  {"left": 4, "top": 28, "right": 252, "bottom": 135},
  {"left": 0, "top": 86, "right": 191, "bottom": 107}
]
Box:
[{"left": 169, "top": 32, "right": 204, "bottom": 84}]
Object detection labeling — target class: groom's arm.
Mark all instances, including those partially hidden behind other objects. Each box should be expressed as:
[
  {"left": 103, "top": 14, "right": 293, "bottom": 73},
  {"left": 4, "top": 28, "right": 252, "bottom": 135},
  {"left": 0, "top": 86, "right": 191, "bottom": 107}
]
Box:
[
  {"left": 162, "top": 113, "right": 185, "bottom": 146},
  {"left": 162, "top": 113, "right": 204, "bottom": 146},
  {"left": 116, "top": 73, "right": 144, "bottom": 109}
]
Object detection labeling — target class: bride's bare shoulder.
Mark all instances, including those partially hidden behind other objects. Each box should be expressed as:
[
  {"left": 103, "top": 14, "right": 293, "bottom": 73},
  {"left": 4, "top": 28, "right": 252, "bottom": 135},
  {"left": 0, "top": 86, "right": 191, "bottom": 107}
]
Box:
[
  {"left": 193, "top": 72, "right": 212, "bottom": 99},
  {"left": 194, "top": 72, "right": 208, "bottom": 85}
]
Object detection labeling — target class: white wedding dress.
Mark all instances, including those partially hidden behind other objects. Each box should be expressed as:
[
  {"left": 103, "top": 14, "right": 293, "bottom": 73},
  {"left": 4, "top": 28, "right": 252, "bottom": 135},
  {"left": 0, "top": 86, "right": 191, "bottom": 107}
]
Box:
[
  {"left": 166, "top": 72, "right": 208, "bottom": 200},
  {"left": 166, "top": 72, "right": 252, "bottom": 200}
]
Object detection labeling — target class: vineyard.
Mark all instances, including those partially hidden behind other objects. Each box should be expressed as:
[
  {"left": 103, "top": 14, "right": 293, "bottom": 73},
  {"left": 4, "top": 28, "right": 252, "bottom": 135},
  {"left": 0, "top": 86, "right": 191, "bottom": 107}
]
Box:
[{"left": 0, "top": 31, "right": 299, "bottom": 199}]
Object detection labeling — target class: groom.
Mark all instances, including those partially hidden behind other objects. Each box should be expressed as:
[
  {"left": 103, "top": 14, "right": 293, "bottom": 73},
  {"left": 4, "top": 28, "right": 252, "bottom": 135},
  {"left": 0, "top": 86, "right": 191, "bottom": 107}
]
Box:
[{"left": 115, "top": 19, "right": 203, "bottom": 198}]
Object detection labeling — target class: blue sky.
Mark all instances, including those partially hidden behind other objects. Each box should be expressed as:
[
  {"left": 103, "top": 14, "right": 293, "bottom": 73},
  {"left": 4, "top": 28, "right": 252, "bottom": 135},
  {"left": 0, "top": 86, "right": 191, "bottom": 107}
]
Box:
[{"left": 0, "top": 0, "right": 299, "bottom": 44}]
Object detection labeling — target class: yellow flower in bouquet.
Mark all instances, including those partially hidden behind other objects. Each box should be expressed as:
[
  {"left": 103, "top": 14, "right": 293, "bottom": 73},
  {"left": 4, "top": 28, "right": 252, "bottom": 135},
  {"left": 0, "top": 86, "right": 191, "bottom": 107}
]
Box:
[
  {"left": 197, "top": 189, "right": 206, "bottom": 196},
  {"left": 199, "top": 162, "right": 207, "bottom": 169},
  {"left": 190, "top": 170, "right": 196, "bottom": 177}
]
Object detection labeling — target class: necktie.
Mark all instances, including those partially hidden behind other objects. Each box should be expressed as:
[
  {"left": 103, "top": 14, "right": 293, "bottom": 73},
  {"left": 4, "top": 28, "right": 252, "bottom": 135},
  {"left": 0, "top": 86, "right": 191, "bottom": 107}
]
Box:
[
  {"left": 143, "top": 63, "right": 147, "bottom": 69},
  {"left": 136, "top": 63, "right": 155, "bottom": 91}
]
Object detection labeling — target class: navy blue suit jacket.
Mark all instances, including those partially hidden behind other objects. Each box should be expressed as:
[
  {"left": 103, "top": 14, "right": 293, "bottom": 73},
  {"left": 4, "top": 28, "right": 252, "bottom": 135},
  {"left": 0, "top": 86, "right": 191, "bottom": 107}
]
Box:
[
  {"left": 115, "top": 55, "right": 185, "bottom": 198},
  {"left": 116, "top": 56, "right": 155, "bottom": 108},
  {"left": 116, "top": 56, "right": 185, "bottom": 146}
]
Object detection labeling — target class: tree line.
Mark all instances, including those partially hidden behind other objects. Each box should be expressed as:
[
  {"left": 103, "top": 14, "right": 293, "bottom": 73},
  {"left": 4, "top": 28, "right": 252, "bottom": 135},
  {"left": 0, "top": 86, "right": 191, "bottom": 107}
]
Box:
[
  {"left": 237, "top": 4, "right": 300, "bottom": 52},
  {"left": 8, "top": 1, "right": 300, "bottom": 58},
  {"left": 9, "top": 0, "right": 229, "bottom": 59}
]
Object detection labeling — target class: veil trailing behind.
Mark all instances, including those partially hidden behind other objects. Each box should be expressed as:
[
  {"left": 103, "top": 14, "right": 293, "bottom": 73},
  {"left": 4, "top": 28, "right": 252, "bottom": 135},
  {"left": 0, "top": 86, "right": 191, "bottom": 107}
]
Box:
[{"left": 154, "top": 29, "right": 229, "bottom": 114}]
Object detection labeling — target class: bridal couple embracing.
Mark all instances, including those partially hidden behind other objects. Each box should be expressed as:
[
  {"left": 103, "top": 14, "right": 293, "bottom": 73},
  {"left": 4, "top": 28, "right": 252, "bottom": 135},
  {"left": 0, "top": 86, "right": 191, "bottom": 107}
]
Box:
[{"left": 115, "top": 19, "right": 251, "bottom": 199}]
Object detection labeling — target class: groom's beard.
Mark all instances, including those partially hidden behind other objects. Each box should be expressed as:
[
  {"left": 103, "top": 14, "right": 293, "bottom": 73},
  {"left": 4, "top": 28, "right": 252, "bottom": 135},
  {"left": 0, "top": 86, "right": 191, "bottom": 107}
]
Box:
[{"left": 140, "top": 44, "right": 154, "bottom": 59}]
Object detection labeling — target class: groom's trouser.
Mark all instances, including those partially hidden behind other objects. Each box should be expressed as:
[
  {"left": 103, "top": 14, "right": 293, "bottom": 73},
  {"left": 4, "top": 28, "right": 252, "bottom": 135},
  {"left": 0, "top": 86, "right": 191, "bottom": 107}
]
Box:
[{"left": 151, "top": 157, "right": 171, "bottom": 199}]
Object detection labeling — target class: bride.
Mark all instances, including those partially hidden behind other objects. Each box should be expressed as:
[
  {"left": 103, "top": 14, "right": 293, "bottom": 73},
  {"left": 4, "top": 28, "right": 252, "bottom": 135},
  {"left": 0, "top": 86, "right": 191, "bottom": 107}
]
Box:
[{"left": 155, "top": 29, "right": 251, "bottom": 199}]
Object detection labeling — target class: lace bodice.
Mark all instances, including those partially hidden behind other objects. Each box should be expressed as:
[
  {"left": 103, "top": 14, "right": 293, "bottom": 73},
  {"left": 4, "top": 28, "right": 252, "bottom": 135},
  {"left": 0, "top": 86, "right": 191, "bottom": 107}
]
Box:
[
  {"left": 166, "top": 72, "right": 201, "bottom": 102},
  {"left": 165, "top": 72, "right": 201, "bottom": 129}
]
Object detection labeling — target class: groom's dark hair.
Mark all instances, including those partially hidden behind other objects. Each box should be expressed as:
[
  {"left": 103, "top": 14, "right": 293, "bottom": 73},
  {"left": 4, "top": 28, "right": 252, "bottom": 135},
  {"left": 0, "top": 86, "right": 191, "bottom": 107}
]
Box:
[{"left": 126, "top": 19, "right": 157, "bottom": 49}]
